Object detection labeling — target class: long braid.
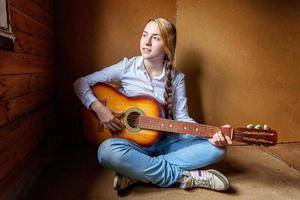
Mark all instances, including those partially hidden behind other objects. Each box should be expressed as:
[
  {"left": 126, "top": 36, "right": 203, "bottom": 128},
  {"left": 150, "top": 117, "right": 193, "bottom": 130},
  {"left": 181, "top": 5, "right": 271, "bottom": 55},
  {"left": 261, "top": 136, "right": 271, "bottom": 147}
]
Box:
[
  {"left": 164, "top": 59, "right": 174, "bottom": 119},
  {"left": 148, "top": 18, "right": 176, "bottom": 120}
]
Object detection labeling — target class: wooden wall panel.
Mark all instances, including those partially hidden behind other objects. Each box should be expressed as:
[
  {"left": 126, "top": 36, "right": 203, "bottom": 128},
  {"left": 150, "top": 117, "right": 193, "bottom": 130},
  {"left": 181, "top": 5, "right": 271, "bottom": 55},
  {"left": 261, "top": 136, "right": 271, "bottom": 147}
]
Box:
[
  {"left": 29, "top": 73, "right": 56, "bottom": 90},
  {"left": 10, "top": 0, "right": 54, "bottom": 28},
  {"left": 0, "top": 0, "right": 57, "bottom": 199},
  {"left": 14, "top": 30, "right": 54, "bottom": 57},
  {"left": 0, "top": 75, "right": 30, "bottom": 100},
  {"left": 0, "top": 50, "right": 54, "bottom": 74},
  {"left": 33, "top": 0, "right": 53, "bottom": 15},
  {"left": 10, "top": 6, "right": 54, "bottom": 41},
  {"left": 0, "top": 105, "right": 53, "bottom": 153},
  {"left": 0, "top": 88, "right": 55, "bottom": 126},
  {"left": 0, "top": 141, "right": 50, "bottom": 200},
  {"left": 0, "top": 72, "right": 55, "bottom": 100},
  {"left": 10, "top": 6, "right": 54, "bottom": 57},
  {"left": 0, "top": 145, "right": 47, "bottom": 199},
  {"left": 0, "top": 106, "right": 55, "bottom": 180}
]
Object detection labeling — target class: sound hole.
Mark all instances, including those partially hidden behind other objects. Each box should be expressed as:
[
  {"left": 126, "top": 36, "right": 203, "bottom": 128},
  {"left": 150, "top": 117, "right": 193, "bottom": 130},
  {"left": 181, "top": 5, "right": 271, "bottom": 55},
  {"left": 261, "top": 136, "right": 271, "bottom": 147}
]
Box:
[{"left": 127, "top": 111, "right": 140, "bottom": 128}]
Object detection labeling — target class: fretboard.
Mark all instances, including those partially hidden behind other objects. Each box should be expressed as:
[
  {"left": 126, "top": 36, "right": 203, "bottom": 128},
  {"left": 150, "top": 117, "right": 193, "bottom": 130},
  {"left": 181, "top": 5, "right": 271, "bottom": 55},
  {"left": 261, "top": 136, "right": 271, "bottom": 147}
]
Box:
[{"left": 138, "top": 116, "right": 229, "bottom": 138}]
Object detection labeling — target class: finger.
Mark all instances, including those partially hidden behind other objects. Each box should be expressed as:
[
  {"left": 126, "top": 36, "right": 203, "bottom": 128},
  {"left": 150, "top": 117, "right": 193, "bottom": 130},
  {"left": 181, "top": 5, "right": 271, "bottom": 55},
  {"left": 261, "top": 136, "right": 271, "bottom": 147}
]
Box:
[
  {"left": 246, "top": 124, "right": 253, "bottom": 129},
  {"left": 222, "top": 124, "right": 231, "bottom": 128},
  {"left": 212, "top": 134, "right": 220, "bottom": 145},
  {"left": 112, "top": 110, "right": 124, "bottom": 118},
  {"left": 217, "top": 131, "right": 226, "bottom": 143},
  {"left": 106, "top": 123, "right": 117, "bottom": 132},
  {"left": 112, "top": 119, "right": 125, "bottom": 132},
  {"left": 103, "top": 123, "right": 108, "bottom": 129},
  {"left": 215, "top": 132, "right": 224, "bottom": 145},
  {"left": 225, "top": 136, "right": 233, "bottom": 145},
  {"left": 113, "top": 118, "right": 125, "bottom": 129},
  {"left": 109, "top": 121, "right": 122, "bottom": 131},
  {"left": 208, "top": 138, "right": 216, "bottom": 146}
]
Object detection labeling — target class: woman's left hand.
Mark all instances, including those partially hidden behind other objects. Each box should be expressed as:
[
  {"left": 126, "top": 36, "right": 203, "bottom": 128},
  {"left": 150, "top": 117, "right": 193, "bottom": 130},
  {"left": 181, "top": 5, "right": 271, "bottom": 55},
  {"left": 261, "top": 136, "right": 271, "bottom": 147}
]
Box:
[{"left": 208, "top": 124, "right": 233, "bottom": 147}]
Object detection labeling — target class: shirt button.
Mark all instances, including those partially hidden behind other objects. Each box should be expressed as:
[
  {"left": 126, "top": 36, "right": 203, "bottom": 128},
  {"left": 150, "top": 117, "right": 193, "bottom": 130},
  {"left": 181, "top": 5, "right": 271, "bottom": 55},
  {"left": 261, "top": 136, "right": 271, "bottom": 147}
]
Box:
[
  {"left": 154, "top": 93, "right": 158, "bottom": 97},
  {"left": 151, "top": 83, "right": 155, "bottom": 87}
]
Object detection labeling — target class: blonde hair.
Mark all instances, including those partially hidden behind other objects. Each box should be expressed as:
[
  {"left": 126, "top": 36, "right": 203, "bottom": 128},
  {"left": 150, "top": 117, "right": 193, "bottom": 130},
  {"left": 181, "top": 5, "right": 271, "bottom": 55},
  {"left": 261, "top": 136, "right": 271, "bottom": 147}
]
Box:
[{"left": 148, "top": 18, "right": 176, "bottom": 119}]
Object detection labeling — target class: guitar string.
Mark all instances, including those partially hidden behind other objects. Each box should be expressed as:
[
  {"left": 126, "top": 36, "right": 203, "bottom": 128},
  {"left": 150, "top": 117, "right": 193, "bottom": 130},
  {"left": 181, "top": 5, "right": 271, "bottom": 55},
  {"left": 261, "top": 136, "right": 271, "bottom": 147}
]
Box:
[
  {"left": 127, "top": 117, "right": 272, "bottom": 144},
  {"left": 127, "top": 115, "right": 273, "bottom": 140}
]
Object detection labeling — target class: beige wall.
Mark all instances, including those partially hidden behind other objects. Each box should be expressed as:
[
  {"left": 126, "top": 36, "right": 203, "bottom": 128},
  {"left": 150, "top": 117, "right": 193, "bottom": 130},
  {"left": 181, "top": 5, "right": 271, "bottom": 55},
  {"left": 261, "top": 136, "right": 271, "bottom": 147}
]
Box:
[
  {"left": 55, "top": 0, "right": 176, "bottom": 144},
  {"left": 176, "top": 0, "right": 300, "bottom": 142},
  {"left": 56, "top": 0, "right": 299, "bottom": 144}
]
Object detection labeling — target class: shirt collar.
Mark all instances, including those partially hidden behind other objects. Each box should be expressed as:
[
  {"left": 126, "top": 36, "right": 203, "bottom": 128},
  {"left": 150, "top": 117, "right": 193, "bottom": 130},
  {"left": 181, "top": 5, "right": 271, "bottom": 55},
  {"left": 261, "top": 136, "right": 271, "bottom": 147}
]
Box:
[{"left": 136, "top": 56, "right": 166, "bottom": 80}]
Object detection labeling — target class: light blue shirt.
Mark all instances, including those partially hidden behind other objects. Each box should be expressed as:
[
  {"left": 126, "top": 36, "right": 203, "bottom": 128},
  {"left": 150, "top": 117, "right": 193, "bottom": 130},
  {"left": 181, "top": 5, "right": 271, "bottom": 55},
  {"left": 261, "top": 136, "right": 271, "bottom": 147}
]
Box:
[{"left": 73, "top": 56, "right": 195, "bottom": 123}]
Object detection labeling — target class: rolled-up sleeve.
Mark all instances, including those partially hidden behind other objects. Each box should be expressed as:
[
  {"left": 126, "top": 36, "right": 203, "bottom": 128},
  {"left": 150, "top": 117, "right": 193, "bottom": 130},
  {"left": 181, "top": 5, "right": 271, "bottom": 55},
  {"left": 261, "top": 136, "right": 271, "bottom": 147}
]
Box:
[
  {"left": 73, "top": 57, "right": 127, "bottom": 108},
  {"left": 173, "top": 73, "right": 196, "bottom": 123}
]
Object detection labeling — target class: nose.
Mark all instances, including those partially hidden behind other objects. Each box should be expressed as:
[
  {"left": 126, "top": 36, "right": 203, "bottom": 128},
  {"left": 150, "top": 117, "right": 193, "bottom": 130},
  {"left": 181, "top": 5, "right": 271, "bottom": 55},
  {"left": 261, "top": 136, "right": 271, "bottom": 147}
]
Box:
[{"left": 145, "top": 36, "right": 152, "bottom": 46}]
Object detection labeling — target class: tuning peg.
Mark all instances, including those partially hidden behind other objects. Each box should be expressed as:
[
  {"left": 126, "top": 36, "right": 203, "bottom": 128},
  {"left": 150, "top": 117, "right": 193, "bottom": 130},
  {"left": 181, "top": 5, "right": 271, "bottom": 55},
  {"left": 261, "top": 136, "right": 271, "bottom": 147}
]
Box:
[
  {"left": 255, "top": 124, "right": 262, "bottom": 129},
  {"left": 263, "top": 124, "right": 270, "bottom": 130},
  {"left": 246, "top": 124, "right": 254, "bottom": 129}
]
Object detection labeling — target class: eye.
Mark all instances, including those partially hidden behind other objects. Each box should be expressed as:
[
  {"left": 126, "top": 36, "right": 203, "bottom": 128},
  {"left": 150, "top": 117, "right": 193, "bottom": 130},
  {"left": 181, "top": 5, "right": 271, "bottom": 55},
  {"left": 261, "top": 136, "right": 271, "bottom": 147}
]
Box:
[
  {"left": 142, "top": 33, "right": 147, "bottom": 37},
  {"left": 153, "top": 36, "right": 160, "bottom": 41}
]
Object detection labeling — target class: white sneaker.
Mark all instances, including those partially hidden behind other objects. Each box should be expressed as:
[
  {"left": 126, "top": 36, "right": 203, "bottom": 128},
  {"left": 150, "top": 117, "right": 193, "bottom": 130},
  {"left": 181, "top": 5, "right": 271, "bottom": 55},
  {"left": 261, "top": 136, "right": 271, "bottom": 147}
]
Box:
[
  {"left": 113, "top": 173, "right": 138, "bottom": 193},
  {"left": 179, "top": 169, "right": 229, "bottom": 191}
]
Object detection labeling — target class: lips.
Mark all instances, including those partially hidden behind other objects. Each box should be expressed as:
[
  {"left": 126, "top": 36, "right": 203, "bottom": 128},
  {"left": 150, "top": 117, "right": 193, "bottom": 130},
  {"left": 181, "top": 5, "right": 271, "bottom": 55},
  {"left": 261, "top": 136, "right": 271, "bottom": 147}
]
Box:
[{"left": 142, "top": 48, "right": 151, "bottom": 53}]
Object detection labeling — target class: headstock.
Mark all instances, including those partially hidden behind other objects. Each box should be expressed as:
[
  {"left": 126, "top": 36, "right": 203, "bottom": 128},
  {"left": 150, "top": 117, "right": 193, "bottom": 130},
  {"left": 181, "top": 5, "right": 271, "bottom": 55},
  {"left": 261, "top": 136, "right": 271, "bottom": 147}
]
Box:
[{"left": 233, "top": 127, "right": 278, "bottom": 147}]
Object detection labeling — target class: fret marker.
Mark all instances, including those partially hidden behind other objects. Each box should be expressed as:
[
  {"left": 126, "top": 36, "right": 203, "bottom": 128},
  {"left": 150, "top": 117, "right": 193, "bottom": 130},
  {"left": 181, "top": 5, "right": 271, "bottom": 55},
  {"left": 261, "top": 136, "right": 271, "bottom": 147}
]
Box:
[
  {"left": 161, "top": 123, "right": 164, "bottom": 127},
  {"left": 196, "top": 128, "right": 198, "bottom": 131},
  {"left": 169, "top": 124, "right": 173, "bottom": 128},
  {"left": 184, "top": 126, "right": 187, "bottom": 130}
]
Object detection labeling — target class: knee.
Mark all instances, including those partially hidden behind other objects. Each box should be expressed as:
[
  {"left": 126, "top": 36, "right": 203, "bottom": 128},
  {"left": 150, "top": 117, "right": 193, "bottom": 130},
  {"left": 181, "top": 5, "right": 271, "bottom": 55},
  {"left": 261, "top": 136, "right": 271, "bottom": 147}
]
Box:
[
  {"left": 97, "top": 138, "right": 131, "bottom": 167},
  {"left": 97, "top": 138, "right": 113, "bottom": 165},
  {"left": 210, "top": 145, "right": 226, "bottom": 163}
]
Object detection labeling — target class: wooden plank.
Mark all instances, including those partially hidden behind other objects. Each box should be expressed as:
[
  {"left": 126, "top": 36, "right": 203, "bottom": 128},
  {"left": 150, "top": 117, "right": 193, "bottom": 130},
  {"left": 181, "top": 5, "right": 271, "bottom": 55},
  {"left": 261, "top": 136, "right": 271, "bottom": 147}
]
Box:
[
  {"left": 10, "top": 5, "right": 54, "bottom": 42},
  {"left": 0, "top": 73, "right": 55, "bottom": 100},
  {"left": 14, "top": 30, "right": 54, "bottom": 57},
  {"left": 0, "top": 144, "right": 47, "bottom": 200},
  {"left": 29, "top": 73, "right": 56, "bottom": 90},
  {"left": 0, "top": 111, "right": 55, "bottom": 180},
  {"left": 0, "top": 122, "right": 49, "bottom": 180},
  {"left": 0, "top": 74, "right": 30, "bottom": 100},
  {"left": 0, "top": 124, "right": 59, "bottom": 200},
  {"left": 29, "top": 72, "right": 56, "bottom": 91},
  {"left": 0, "top": 0, "right": 56, "bottom": 199},
  {"left": 0, "top": 105, "right": 54, "bottom": 153},
  {"left": 10, "top": 0, "right": 54, "bottom": 28},
  {"left": 0, "top": 102, "right": 7, "bottom": 128},
  {"left": 33, "top": 0, "right": 53, "bottom": 16},
  {"left": 0, "top": 88, "right": 55, "bottom": 127},
  {"left": 0, "top": 50, "right": 54, "bottom": 74}
]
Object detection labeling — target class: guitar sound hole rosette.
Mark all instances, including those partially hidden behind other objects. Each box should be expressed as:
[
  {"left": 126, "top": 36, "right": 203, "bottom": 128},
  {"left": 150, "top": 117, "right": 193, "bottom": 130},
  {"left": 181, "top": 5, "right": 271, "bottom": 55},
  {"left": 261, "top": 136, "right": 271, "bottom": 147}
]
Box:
[{"left": 124, "top": 107, "right": 144, "bottom": 133}]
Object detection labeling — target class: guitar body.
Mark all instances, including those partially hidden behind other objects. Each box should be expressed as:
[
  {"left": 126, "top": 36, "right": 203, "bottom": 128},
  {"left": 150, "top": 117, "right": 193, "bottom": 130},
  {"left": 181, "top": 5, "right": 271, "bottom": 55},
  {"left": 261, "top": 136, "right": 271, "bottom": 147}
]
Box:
[{"left": 82, "top": 83, "right": 163, "bottom": 147}]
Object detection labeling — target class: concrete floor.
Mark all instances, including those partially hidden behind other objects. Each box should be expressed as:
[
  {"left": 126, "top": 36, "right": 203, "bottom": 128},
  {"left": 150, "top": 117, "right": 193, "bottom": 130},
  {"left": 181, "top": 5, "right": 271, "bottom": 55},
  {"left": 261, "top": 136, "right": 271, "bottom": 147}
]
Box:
[{"left": 26, "top": 144, "right": 300, "bottom": 200}]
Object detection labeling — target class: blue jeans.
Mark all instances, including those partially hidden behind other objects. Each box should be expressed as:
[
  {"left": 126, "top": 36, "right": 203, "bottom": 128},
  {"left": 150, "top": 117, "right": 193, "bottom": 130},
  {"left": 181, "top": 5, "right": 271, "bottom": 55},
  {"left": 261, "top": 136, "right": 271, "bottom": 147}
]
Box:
[{"left": 97, "top": 133, "right": 226, "bottom": 187}]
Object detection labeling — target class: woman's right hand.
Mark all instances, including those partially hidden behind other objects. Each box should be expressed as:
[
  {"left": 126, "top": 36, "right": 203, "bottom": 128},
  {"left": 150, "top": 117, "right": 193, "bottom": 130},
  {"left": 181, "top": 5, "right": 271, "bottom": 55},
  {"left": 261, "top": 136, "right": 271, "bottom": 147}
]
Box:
[{"left": 91, "top": 100, "right": 125, "bottom": 134}]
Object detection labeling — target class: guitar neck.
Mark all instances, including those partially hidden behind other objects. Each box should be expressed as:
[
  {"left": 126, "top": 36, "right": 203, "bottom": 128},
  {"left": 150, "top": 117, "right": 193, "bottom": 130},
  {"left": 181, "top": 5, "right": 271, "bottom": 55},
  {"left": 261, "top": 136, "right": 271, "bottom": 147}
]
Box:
[{"left": 138, "top": 116, "right": 233, "bottom": 138}]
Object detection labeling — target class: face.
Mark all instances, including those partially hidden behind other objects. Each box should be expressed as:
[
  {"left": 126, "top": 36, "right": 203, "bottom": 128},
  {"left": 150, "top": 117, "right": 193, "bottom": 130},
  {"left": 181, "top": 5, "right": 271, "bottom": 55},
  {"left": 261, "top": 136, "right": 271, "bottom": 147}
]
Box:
[{"left": 140, "top": 21, "right": 165, "bottom": 62}]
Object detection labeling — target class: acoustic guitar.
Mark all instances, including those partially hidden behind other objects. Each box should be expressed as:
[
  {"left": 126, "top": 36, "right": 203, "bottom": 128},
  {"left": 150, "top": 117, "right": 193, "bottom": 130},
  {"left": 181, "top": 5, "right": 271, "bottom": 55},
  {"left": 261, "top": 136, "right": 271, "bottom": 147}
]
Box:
[{"left": 82, "top": 83, "right": 277, "bottom": 147}]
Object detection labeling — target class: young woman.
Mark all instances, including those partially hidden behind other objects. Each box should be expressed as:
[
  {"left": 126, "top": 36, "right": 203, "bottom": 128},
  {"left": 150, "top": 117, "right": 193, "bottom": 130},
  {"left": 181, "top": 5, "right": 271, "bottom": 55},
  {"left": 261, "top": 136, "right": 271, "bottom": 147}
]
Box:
[{"left": 73, "top": 18, "right": 233, "bottom": 193}]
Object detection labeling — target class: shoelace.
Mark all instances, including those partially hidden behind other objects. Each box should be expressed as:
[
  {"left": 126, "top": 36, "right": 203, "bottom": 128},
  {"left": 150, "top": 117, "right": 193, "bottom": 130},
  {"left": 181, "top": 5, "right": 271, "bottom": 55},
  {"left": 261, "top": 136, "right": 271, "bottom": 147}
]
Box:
[
  {"left": 193, "top": 177, "right": 213, "bottom": 188},
  {"left": 182, "top": 174, "right": 213, "bottom": 189}
]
